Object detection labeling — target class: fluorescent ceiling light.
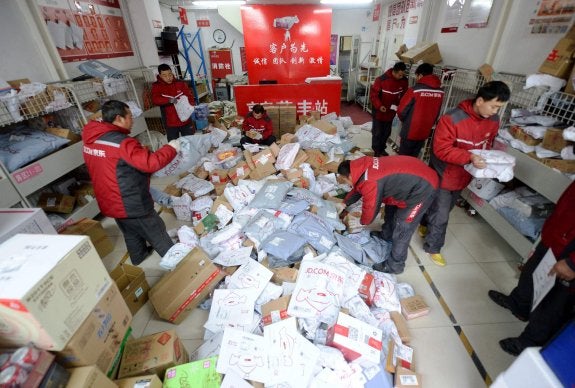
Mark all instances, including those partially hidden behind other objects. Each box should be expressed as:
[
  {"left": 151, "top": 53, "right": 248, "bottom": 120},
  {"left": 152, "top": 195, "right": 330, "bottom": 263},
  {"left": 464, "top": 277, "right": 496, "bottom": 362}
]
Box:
[
  {"left": 320, "top": 0, "right": 372, "bottom": 4},
  {"left": 192, "top": 1, "right": 246, "bottom": 5}
]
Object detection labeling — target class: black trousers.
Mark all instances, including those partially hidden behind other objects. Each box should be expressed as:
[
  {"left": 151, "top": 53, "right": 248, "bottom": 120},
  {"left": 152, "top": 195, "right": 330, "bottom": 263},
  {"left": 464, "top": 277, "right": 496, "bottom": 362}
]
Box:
[
  {"left": 240, "top": 135, "right": 276, "bottom": 148},
  {"left": 398, "top": 136, "right": 426, "bottom": 158},
  {"left": 509, "top": 242, "right": 575, "bottom": 346},
  {"left": 115, "top": 211, "right": 174, "bottom": 265},
  {"left": 166, "top": 123, "right": 195, "bottom": 141},
  {"left": 371, "top": 119, "right": 392, "bottom": 156}
]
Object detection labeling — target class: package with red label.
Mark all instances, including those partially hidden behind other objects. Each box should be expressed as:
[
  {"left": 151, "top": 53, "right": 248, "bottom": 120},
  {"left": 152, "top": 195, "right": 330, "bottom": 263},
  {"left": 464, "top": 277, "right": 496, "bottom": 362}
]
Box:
[{"left": 326, "top": 312, "right": 383, "bottom": 364}]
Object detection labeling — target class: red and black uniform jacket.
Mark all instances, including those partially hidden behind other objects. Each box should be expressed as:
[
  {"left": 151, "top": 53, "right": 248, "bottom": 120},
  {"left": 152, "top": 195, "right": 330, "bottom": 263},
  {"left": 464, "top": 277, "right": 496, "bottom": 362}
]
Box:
[
  {"left": 430, "top": 99, "right": 499, "bottom": 191},
  {"left": 242, "top": 112, "right": 273, "bottom": 141},
  {"left": 151, "top": 75, "right": 195, "bottom": 128},
  {"left": 397, "top": 74, "right": 444, "bottom": 141},
  {"left": 370, "top": 68, "right": 408, "bottom": 122},
  {"left": 541, "top": 181, "right": 575, "bottom": 278},
  {"left": 82, "top": 121, "right": 177, "bottom": 219},
  {"left": 344, "top": 156, "right": 438, "bottom": 225}
]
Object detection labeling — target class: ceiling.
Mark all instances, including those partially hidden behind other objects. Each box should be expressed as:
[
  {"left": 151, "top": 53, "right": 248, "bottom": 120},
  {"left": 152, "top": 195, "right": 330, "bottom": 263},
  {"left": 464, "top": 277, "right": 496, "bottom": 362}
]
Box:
[{"left": 162, "top": 0, "right": 374, "bottom": 9}]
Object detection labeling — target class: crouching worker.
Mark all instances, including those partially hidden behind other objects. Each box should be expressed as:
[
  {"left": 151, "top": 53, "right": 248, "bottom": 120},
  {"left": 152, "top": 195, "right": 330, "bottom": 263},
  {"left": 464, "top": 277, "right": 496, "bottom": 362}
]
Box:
[
  {"left": 241, "top": 104, "right": 276, "bottom": 148},
  {"left": 82, "top": 100, "right": 180, "bottom": 265},
  {"left": 338, "top": 156, "right": 438, "bottom": 274}
]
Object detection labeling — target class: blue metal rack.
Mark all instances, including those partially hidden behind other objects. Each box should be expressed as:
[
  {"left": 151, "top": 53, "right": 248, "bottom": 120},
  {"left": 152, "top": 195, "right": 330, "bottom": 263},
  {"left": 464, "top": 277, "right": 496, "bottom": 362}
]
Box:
[{"left": 177, "top": 26, "right": 211, "bottom": 101}]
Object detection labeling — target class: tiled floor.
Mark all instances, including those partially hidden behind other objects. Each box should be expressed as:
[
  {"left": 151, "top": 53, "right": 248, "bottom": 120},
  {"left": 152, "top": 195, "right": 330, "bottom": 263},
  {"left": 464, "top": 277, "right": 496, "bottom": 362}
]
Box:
[{"left": 98, "top": 124, "right": 528, "bottom": 387}]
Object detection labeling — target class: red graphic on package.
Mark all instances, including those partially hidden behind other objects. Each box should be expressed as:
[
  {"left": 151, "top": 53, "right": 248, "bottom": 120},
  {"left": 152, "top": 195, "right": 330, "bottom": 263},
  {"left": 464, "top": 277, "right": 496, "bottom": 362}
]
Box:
[
  {"left": 41, "top": 0, "right": 133, "bottom": 63},
  {"left": 241, "top": 5, "right": 331, "bottom": 84}
]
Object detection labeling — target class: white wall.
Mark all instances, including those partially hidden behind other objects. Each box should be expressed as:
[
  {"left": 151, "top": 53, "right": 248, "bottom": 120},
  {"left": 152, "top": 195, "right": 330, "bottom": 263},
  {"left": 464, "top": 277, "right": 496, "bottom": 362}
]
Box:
[
  {"left": 125, "top": 0, "right": 162, "bottom": 68},
  {"left": 332, "top": 8, "right": 379, "bottom": 63}
]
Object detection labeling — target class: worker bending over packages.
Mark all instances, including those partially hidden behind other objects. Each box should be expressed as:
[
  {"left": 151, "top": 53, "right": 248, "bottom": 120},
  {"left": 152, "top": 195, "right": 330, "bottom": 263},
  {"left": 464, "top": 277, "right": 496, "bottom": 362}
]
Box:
[{"left": 338, "top": 156, "right": 438, "bottom": 275}]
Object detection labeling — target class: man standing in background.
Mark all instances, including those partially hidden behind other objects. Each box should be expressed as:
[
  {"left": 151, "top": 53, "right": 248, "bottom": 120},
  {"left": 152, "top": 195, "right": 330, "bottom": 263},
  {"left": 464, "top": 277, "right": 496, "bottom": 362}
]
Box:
[
  {"left": 151, "top": 64, "right": 196, "bottom": 141},
  {"left": 369, "top": 61, "right": 408, "bottom": 156},
  {"left": 397, "top": 63, "right": 444, "bottom": 157}
]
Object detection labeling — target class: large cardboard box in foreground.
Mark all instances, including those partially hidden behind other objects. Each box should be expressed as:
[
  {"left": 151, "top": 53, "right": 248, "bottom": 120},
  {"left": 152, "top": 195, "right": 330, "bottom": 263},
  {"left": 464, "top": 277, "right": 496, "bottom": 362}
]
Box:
[
  {"left": 0, "top": 234, "right": 112, "bottom": 350},
  {"left": 539, "top": 37, "right": 575, "bottom": 79},
  {"left": 56, "top": 283, "right": 132, "bottom": 373},
  {"left": 60, "top": 218, "right": 114, "bottom": 258},
  {"left": 0, "top": 208, "right": 57, "bottom": 244},
  {"left": 149, "top": 247, "right": 224, "bottom": 324},
  {"left": 400, "top": 42, "right": 442, "bottom": 64},
  {"left": 118, "top": 330, "right": 189, "bottom": 379}
]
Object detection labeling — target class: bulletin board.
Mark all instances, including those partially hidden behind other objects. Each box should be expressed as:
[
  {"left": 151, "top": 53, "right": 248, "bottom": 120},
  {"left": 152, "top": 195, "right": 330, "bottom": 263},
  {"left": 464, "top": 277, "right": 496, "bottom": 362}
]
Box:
[{"left": 37, "top": 0, "right": 133, "bottom": 63}]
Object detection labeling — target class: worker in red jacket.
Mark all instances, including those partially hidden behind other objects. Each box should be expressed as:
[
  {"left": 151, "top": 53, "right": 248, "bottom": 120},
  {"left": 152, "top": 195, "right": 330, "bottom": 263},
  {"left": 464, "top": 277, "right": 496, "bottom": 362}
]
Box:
[
  {"left": 489, "top": 181, "right": 575, "bottom": 356},
  {"left": 369, "top": 62, "right": 408, "bottom": 156},
  {"left": 419, "top": 81, "right": 510, "bottom": 267},
  {"left": 338, "top": 156, "right": 438, "bottom": 274},
  {"left": 397, "top": 63, "right": 444, "bottom": 157},
  {"left": 241, "top": 104, "right": 275, "bottom": 148},
  {"left": 82, "top": 100, "right": 180, "bottom": 265},
  {"left": 151, "top": 64, "right": 196, "bottom": 141}
]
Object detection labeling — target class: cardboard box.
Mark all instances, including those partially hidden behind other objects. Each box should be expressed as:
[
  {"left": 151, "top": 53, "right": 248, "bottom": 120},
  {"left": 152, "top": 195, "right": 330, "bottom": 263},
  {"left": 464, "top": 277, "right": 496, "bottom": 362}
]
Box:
[
  {"left": 478, "top": 63, "right": 494, "bottom": 82},
  {"left": 0, "top": 208, "right": 57, "bottom": 244},
  {"left": 291, "top": 150, "right": 309, "bottom": 168},
  {"left": 395, "top": 44, "right": 408, "bottom": 60},
  {"left": 249, "top": 162, "right": 277, "bottom": 180},
  {"left": 115, "top": 374, "right": 163, "bottom": 388},
  {"left": 279, "top": 104, "right": 297, "bottom": 135},
  {"left": 213, "top": 182, "right": 227, "bottom": 196},
  {"left": 508, "top": 125, "right": 541, "bottom": 146},
  {"left": 311, "top": 120, "right": 337, "bottom": 135},
  {"left": 56, "top": 283, "right": 132, "bottom": 373},
  {"left": 210, "top": 168, "right": 229, "bottom": 184},
  {"left": 60, "top": 218, "right": 114, "bottom": 258},
  {"left": 71, "top": 183, "right": 96, "bottom": 207},
  {"left": 45, "top": 127, "right": 81, "bottom": 143},
  {"left": 163, "top": 357, "right": 221, "bottom": 388},
  {"left": 266, "top": 105, "right": 280, "bottom": 139},
  {"left": 149, "top": 247, "right": 224, "bottom": 324},
  {"left": 118, "top": 330, "right": 189, "bottom": 379},
  {"left": 66, "top": 365, "right": 117, "bottom": 388},
  {"left": 400, "top": 42, "right": 442, "bottom": 64},
  {"left": 390, "top": 311, "right": 411, "bottom": 343},
  {"left": 539, "top": 38, "right": 575, "bottom": 79},
  {"left": 542, "top": 128, "right": 571, "bottom": 152},
  {"left": 541, "top": 157, "right": 575, "bottom": 173},
  {"left": 566, "top": 63, "right": 575, "bottom": 94},
  {"left": 395, "top": 366, "right": 422, "bottom": 388},
  {"left": 400, "top": 295, "right": 430, "bottom": 320},
  {"left": 326, "top": 312, "right": 383, "bottom": 364},
  {"left": 110, "top": 263, "right": 149, "bottom": 316},
  {"left": 261, "top": 295, "right": 292, "bottom": 326},
  {"left": 358, "top": 272, "right": 376, "bottom": 306},
  {"left": 270, "top": 266, "right": 299, "bottom": 285},
  {"left": 305, "top": 149, "right": 328, "bottom": 170},
  {"left": 38, "top": 192, "right": 76, "bottom": 214},
  {"left": 228, "top": 160, "right": 251, "bottom": 185},
  {"left": 0, "top": 234, "right": 112, "bottom": 350}
]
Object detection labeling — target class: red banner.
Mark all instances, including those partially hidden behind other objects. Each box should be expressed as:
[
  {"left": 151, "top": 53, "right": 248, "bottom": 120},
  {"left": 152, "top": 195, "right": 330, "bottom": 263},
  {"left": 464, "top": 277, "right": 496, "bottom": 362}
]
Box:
[
  {"left": 234, "top": 81, "right": 341, "bottom": 117},
  {"left": 179, "top": 7, "right": 188, "bottom": 25},
  {"left": 240, "top": 5, "right": 332, "bottom": 84},
  {"left": 209, "top": 49, "right": 233, "bottom": 79}
]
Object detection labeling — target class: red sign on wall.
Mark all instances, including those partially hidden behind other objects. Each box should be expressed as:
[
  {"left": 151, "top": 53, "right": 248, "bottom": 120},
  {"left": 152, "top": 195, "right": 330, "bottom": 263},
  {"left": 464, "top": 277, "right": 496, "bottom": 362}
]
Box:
[
  {"left": 196, "top": 19, "right": 210, "bottom": 27},
  {"left": 179, "top": 7, "right": 188, "bottom": 25},
  {"left": 240, "top": 5, "right": 332, "bottom": 85},
  {"left": 209, "top": 49, "right": 233, "bottom": 79},
  {"left": 234, "top": 82, "right": 341, "bottom": 117}
]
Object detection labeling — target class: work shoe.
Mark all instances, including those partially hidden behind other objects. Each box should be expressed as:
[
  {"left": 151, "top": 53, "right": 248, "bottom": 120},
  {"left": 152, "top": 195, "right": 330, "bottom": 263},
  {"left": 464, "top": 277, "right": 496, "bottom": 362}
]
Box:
[
  {"left": 488, "top": 290, "right": 528, "bottom": 322},
  {"left": 372, "top": 261, "right": 402, "bottom": 275},
  {"left": 428, "top": 253, "right": 446, "bottom": 266},
  {"left": 499, "top": 337, "right": 529, "bottom": 357},
  {"left": 130, "top": 246, "right": 155, "bottom": 266},
  {"left": 417, "top": 225, "right": 428, "bottom": 238}
]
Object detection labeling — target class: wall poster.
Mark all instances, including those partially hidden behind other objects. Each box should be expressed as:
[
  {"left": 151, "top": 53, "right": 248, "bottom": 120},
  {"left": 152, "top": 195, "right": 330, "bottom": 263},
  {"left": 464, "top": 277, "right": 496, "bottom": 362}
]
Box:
[
  {"left": 240, "top": 5, "right": 332, "bottom": 84},
  {"left": 37, "top": 0, "right": 133, "bottom": 63},
  {"left": 464, "top": 0, "right": 493, "bottom": 29},
  {"left": 529, "top": 0, "right": 575, "bottom": 34},
  {"left": 441, "top": 0, "right": 465, "bottom": 33}
]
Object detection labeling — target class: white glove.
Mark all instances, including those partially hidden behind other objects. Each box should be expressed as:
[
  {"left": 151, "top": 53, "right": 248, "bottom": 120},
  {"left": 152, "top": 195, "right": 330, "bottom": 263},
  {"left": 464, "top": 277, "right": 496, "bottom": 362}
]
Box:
[{"left": 168, "top": 139, "right": 181, "bottom": 152}]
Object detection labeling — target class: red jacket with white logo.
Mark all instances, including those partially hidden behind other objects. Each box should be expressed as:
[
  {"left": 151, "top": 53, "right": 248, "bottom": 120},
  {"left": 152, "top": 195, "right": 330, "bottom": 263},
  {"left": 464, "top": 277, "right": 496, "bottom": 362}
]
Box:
[
  {"left": 82, "top": 120, "right": 177, "bottom": 219},
  {"left": 430, "top": 99, "right": 499, "bottom": 191},
  {"left": 541, "top": 181, "right": 575, "bottom": 275},
  {"left": 242, "top": 112, "right": 273, "bottom": 141},
  {"left": 151, "top": 75, "right": 195, "bottom": 128},
  {"left": 344, "top": 156, "right": 438, "bottom": 225},
  {"left": 370, "top": 68, "right": 408, "bottom": 122},
  {"left": 397, "top": 74, "right": 444, "bottom": 141}
]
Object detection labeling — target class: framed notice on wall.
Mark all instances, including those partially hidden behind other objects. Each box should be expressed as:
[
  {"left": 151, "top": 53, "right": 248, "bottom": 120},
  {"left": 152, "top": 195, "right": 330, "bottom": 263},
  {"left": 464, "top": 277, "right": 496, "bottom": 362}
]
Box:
[{"left": 37, "top": 0, "right": 133, "bottom": 63}]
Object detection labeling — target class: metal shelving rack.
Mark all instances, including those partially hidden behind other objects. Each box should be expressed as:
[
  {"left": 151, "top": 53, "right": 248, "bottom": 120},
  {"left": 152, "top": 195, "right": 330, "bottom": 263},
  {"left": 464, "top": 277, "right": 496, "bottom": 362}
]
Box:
[
  {"left": 355, "top": 64, "right": 381, "bottom": 113},
  {"left": 0, "top": 73, "right": 150, "bottom": 227},
  {"left": 178, "top": 26, "right": 211, "bottom": 103}
]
